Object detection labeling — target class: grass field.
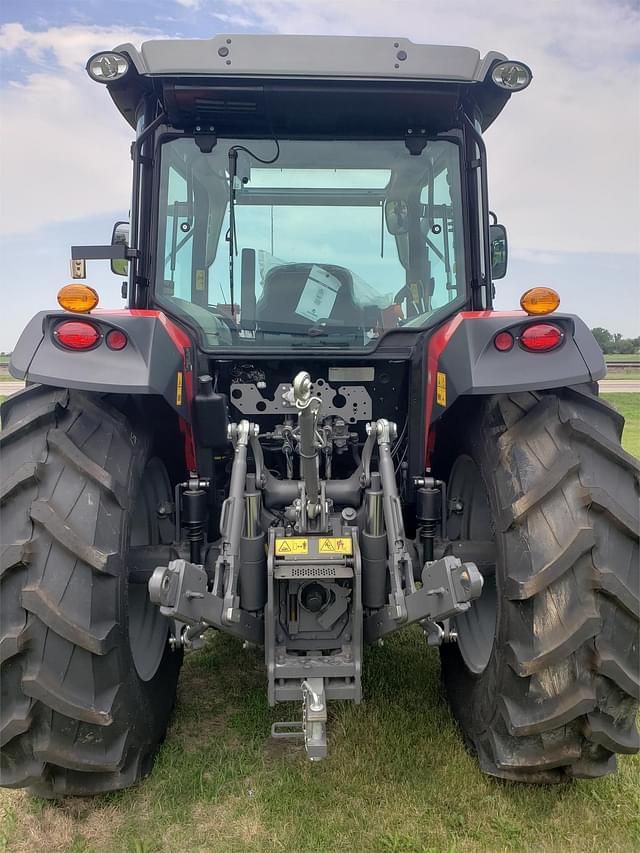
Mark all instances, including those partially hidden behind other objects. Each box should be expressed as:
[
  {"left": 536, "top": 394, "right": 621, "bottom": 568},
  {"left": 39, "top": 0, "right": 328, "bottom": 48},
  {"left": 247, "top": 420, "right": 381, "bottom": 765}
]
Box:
[
  {"left": 604, "top": 369, "right": 640, "bottom": 380},
  {"left": 605, "top": 353, "right": 640, "bottom": 363},
  {"left": 602, "top": 392, "right": 640, "bottom": 457},
  {"left": 0, "top": 395, "right": 638, "bottom": 853},
  {"left": 1, "top": 629, "right": 639, "bottom": 853}
]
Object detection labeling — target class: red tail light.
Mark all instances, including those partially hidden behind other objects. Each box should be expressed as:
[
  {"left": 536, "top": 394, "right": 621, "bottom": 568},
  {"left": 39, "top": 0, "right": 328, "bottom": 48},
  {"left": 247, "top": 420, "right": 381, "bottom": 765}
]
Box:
[
  {"left": 494, "top": 331, "right": 514, "bottom": 352},
  {"left": 54, "top": 321, "right": 100, "bottom": 350},
  {"left": 520, "top": 323, "right": 563, "bottom": 352},
  {"left": 105, "top": 329, "right": 127, "bottom": 350}
]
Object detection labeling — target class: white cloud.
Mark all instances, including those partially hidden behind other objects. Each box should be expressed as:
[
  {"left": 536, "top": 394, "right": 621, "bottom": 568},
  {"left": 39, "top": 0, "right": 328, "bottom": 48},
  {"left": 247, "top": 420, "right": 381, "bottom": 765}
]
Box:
[
  {"left": 1, "top": 6, "right": 639, "bottom": 258},
  {"left": 210, "top": 0, "right": 640, "bottom": 255},
  {"left": 0, "top": 24, "right": 161, "bottom": 235}
]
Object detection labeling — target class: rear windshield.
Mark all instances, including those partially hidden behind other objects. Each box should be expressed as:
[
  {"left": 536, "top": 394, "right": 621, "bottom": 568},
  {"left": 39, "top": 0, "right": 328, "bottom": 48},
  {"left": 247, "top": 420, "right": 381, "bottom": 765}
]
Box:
[{"left": 154, "top": 137, "right": 466, "bottom": 348}]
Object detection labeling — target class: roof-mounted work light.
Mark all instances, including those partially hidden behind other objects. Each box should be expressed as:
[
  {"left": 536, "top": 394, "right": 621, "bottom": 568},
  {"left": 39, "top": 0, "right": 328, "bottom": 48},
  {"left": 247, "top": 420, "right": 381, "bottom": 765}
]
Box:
[
  {"left": 491, "top": 61, "right": 532, "bottom": 91},
  {"left": 86, "top": 52, "right": 130, "bottom": 83}
]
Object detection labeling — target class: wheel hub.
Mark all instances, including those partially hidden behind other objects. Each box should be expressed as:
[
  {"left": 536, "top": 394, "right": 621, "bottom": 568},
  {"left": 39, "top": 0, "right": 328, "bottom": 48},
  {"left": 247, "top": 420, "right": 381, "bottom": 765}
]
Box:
[
  {"left": 447, "top": 455, "right": 497, "bottom": 675},
  {"left": 128, "top": 459, "right": 172, "bottom": 681}
]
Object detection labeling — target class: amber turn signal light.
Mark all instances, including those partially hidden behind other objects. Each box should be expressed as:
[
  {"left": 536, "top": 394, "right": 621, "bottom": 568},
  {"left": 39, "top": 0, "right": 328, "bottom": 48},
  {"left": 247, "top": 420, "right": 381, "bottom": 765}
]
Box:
[
  {"left": 57, "top": 284, "right": 99, "bottom": 313},
  {"left": 519, "top": 287, "right": 560, "bottom": 316}
]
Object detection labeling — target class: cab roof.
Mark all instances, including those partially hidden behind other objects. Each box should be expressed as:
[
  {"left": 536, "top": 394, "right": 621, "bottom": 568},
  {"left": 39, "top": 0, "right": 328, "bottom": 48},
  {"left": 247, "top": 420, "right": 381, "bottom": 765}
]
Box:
[{"left": 106, "top": 34, "right": 514, "bottom": 133}]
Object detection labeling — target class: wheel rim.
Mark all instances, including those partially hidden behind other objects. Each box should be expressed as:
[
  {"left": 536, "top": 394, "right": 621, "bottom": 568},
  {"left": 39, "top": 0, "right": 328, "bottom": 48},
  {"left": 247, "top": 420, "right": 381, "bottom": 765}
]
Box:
[
  {"left": 128, "top": 458, "right": 171, "bottom": 681},
  {"left": 448, "top": 455, "right": 497, "bottom": 675}
]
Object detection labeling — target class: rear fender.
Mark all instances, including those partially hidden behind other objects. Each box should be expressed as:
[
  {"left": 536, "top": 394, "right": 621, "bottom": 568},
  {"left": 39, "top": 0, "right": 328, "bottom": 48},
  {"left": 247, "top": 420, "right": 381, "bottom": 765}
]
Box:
[
  {"left": 10, "top": 309, "right": 197, "bottom": 469},
  {"left": 425, "top": 311, "right": 605, "bottom": 463}
]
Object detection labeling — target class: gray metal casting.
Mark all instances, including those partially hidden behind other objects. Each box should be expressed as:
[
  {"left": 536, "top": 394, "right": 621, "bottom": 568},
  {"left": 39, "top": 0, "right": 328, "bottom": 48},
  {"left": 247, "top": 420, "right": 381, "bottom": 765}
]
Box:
[{"left": 230, "top": 380, "right": 372, "bottom": 422}]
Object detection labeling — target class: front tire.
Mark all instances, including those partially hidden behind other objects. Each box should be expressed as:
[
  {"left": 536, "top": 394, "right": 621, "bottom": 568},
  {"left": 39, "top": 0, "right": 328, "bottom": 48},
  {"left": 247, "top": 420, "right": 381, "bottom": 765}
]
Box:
[
  {"left": 1, "top": 386, "right": 181, "bottom": 796},
  {"left": 440, "top": 388, "right": 639, "bottom": 782}
]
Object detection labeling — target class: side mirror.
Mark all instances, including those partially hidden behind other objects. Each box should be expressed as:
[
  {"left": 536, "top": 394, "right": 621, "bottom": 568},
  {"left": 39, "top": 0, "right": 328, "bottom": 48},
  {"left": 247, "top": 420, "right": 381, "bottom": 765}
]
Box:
[
  {"left": 111, "top": 221, "right": 129, "bottom": 276},
  {"left": 384, "top": 199, "right": 409, "bottom": 235},
  {"left": 489, "top": 223, "right": 508, "bottom": 279}
]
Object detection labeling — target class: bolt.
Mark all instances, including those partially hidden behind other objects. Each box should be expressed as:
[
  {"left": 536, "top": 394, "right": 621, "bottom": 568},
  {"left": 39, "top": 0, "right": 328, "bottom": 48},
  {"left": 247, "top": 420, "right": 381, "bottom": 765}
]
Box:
[{"left": 156, "top": 502, "right": 173, "bottom": 518}]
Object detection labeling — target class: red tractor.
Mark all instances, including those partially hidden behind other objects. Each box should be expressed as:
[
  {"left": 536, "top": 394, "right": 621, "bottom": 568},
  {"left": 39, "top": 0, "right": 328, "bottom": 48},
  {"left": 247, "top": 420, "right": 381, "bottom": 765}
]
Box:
[{"left": 2, "top": 35, "right": 638, "bottom": 796}]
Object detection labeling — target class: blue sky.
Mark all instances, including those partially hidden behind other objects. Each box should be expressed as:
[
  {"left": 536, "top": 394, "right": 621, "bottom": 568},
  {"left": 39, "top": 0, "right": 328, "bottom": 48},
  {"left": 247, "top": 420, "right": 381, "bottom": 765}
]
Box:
[{"left": 1, "top": 0, "right": 638, "bottom": 349}]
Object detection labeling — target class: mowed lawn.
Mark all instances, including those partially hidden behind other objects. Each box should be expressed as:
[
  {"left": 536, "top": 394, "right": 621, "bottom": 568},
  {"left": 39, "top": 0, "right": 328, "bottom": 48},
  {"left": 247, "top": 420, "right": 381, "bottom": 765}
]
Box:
[{"left": 0, "top": 394, "right": 638, "bottom": 853}]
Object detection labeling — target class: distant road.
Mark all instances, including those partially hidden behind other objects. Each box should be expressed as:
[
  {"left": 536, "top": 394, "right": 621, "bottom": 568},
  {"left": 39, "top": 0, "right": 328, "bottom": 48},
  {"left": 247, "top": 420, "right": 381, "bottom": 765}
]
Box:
[
  {"left": 600, "top": 380, "right": 640, "bottom": 393},
  {"left": 1, "top": 382, "right": 26, "bottom": 397},
  {"left": 2, "top": 379, "right": 639, "bottom": 398}
]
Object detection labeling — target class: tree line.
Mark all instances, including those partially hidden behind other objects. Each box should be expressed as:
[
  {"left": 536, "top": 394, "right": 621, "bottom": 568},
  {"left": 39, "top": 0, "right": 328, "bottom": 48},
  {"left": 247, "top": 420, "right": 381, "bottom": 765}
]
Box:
[{"left": 590, "top": 328, "right": 640, "bottom": 355}]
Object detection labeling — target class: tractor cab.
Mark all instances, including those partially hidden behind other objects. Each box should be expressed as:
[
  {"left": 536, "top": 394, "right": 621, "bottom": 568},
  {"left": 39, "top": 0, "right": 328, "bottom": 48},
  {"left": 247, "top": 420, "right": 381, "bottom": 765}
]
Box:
[{"left": 85, "top": 35, "right": 523, "bottom": 352}]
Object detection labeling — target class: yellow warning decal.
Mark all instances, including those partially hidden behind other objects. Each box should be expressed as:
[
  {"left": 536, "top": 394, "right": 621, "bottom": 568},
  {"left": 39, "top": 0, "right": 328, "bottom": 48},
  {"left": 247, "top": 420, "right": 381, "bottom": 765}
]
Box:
[
  {"left": 436, "top": 371, "right": 446, "bottom": 407},
  {"left": 318, "top": 537, "right": 353, "bottom": 555},
  {"left": 275, "top": 538, "right": 308, "bottom": 555},
  {"left": 176, "top": 371, "right": 184, "bottom": 406},
  {"left": 195, "top": 269, "right": 206, "bottom": 291}
]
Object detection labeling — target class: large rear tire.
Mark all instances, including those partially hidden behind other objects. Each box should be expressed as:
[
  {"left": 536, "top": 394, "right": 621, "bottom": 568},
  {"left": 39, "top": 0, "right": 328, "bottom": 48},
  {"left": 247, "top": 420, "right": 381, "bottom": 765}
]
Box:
[
  {"left": 440, "top": 388, "right": 639, "bottom": 782},
  {"left": 1, "top": 386, "right": 181, "bottom": 796}
]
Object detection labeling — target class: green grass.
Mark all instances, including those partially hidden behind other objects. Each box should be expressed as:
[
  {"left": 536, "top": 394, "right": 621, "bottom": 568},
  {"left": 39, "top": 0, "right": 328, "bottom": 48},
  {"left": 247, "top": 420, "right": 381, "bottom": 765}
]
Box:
[
  {"left": 0, "top": 374, "right": 20, "bottom": 383},
  {"left": 601, "top": 392, "right": 640, "bottom": 457},
  {"left": 1, "top": 630, "right": 638, "bottom": 853},
  {"left": 605, "top": 369, "right": 640, "bottom": 380},
  {"left": 605, "top": 354, "right": 640, "bottom": 362},
  {"left": 1, "top": 395, "right": 638, "bottom": 852}
]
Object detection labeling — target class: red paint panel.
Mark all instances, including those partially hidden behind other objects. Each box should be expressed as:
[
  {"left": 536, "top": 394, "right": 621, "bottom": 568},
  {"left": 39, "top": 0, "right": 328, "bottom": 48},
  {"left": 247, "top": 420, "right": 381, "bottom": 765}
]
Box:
[
  {"left": 424, "top": 310, "right": 526, "bottom": 466},
  {"left": 95, "top": 309, "right": 197, "bottom": 472}
]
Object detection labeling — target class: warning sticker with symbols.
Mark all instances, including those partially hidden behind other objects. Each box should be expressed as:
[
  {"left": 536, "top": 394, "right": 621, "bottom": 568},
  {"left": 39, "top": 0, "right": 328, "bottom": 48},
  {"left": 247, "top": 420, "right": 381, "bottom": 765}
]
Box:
[
  {"left": 318, "top": 537, "right": 353, "bottom": 555},
  {"left": 436, "top": 371, "right": 446, "bottom": 407},
  {"left": 275, "top": 538, "right": 308, "bottom": 556}
]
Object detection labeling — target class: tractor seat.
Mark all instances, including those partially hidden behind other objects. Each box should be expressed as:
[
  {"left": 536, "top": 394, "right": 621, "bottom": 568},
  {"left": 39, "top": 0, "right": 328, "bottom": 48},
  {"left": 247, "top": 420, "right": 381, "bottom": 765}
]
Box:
[{"left": 255, "top": 263, "right": 365, "bottom": 336}]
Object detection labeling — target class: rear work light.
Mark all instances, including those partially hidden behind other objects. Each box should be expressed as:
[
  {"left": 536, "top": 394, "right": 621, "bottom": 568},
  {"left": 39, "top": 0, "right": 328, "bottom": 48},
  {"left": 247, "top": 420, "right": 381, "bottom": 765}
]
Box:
[
  {"left": 86, "top": 52, "right": 130, "bottom": 83},
  {"left": 54, "top": 321, "right": 100, "bottom": 350},
  {"left": 520, "top": 323, "right": 563, "bottom": 352},
  {"left": 491, "top": 61, "right": 532, "bottom": 91}
]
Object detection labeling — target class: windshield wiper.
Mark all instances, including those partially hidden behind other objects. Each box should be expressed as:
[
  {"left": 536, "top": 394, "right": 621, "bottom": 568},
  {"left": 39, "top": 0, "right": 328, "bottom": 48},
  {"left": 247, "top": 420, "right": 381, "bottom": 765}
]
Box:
[
  {"left": 226, "top": 141, "right": 281, "bottom": 321},
  {"left": 291, "top": 339, "right": 352, "bottom": 348},
  {"left": 307, "top": 322, "right": 330, "bottom": 337}
]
